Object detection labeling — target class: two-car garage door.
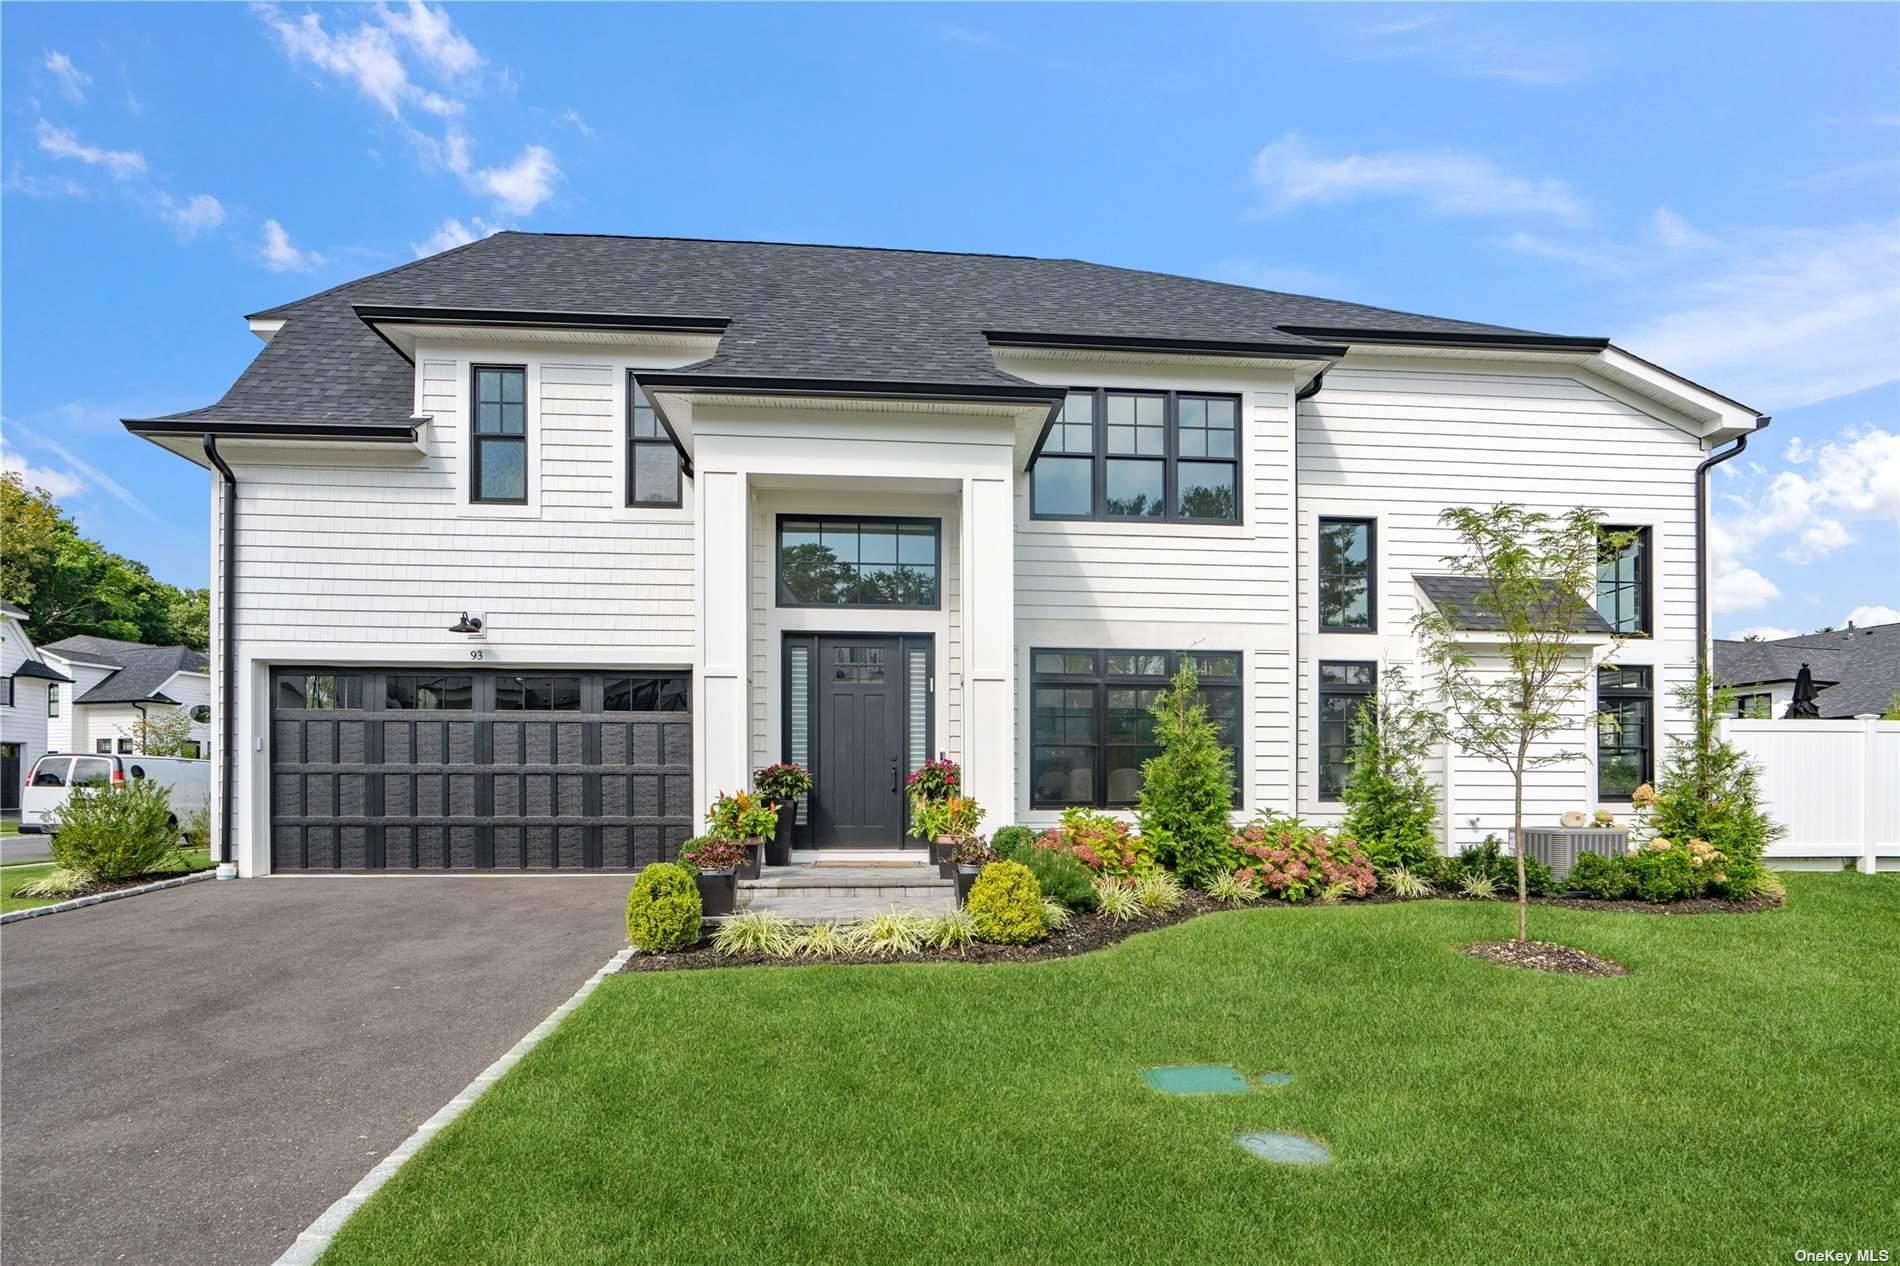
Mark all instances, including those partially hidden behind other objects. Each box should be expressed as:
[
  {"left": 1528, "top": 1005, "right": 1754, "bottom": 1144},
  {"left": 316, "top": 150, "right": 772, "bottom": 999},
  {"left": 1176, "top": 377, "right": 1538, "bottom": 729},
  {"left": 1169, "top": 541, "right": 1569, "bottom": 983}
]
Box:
[{"left": 270, "top": 667, "right": 692, "bottom": 871}]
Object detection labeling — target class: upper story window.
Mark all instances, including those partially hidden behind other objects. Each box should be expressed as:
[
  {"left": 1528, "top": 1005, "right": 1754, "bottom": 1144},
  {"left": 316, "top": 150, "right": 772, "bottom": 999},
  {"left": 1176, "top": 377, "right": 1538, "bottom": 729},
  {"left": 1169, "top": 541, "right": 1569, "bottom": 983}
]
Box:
[
  {"left": 627, "top": 381, "right": 683, "bottom": 507},
  {"left": 1318, "top": 518, "right": 1376, "bottom": 631},
  {"left": 1597, "top": 525, "right": 1650, "bottom": 636},
  {"left": 471, "top": 365, "right": 528, "bottom": 504},
  {"left": 0, "top": 677, "right": 12, "bottom": 707},
  {"left": 1030, "top": 389, "right": 1239, "bottom": 524},
  {"left": 777, "top": 516, "right": 940, "bottom": 608}
]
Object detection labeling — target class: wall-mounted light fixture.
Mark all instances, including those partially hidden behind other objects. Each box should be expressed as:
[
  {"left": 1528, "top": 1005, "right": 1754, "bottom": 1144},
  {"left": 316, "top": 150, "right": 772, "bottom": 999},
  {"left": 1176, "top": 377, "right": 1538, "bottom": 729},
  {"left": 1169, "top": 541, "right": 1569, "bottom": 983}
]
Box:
[{"left": 449, "top": 612, "right": 485, "bottom": 635}]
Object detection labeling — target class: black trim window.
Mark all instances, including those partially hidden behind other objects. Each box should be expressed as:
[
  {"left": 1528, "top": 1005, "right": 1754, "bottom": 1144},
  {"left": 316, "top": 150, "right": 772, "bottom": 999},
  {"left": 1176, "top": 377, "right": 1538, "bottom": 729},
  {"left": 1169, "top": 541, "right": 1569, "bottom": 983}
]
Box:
[
  {"left": 1597, "top": 525, "right": 1651, "bottom": 636},
  {"left": 471, "top": 365, "right": 527, "bottom": 504},
  {"left": 277, "top": 674, "right": 365, "bottom": 710},
  {"left": 387, "top": 674, "right": 475, "bottom": 710},
  {"left": 0, "top": 678, "right": 12, "bottom": 707},
  {"left": 604, "top": 674, "right": 690, "bottom": 712},
  {"left": 96, "top": 739, "right": 113, "bottom": 754},
  {"left": 1030, "top": 649, "right": 1241, "bottom": 808},
  {"left": 1317, "top": 661, "right": 1376, "bottom": 800},
  {"left": 1030, "top": 389, "right": 1239, "bottom": 523},
  {"left": 777, "top": 516, "right": 940, "bottom": 608},
  {"left": 627, "top": 382, "right": 682, "bottom": 507},
  {"left": 1597, "top": 666, "right": 1653, "bottom": 798},
  {"left": 48, "top": 683, "right": 58, "bottom": 717},
  {"left": 1733, "top": 692, "right": 1773, "bottom": 720},
  {"left": 494, "top": 674, "right": 580, "bottom": 711},
  {"left": 1318, "top": 518, "right": 1376, "bottom": 631}
]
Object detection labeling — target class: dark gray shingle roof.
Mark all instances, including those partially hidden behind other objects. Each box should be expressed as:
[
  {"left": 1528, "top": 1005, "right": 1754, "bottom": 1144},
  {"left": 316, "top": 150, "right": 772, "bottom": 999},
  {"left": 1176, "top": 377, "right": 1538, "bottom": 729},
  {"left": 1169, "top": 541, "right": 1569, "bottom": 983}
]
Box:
[
  {"left": 1716, "top": 624, "right": 1900, "bottom": 718},
  {"left": 11, "top": 659, "right": 71, "bottom": 683},
  {"left": 1416, "top": 574, "right": 1617, "bottom": 634},
  {"left": 1, "top": 600, "right": 28, "bottom": 619},
  {"left": 38, "top": 636, "right": 209, "bottom": 704},
  {"left": 129, "top": 232, "right": 1562, "bottom": 431}
]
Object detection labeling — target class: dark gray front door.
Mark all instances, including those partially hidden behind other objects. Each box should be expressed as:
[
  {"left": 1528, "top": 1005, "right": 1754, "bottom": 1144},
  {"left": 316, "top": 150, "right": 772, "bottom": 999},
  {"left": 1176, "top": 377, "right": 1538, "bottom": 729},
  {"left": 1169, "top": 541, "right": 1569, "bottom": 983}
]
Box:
[
  {"left": 1, "top": 743, "right": 19, "bottom": 812},
  {"left": 813, "top": 637, "right": 905, "bottom": 848}
]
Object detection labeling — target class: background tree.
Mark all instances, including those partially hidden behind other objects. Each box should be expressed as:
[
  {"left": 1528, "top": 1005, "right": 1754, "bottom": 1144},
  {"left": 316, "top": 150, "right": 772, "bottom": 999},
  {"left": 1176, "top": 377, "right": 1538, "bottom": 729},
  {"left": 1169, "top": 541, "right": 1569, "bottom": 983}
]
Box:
[
  {"left": 124, "top": 708, "right": 202, "bottom": 757},
  {"left": 1415, "top": 504, "right": 1622, "bottom": 942},
  {"left": 0, "top": 472, "right": 207, "bottom": 650},
  {"left": 1136, "top": 659, "right": 1236, "bottom": 885},
  {"left": 1340, "top": 666, "right": 1444, "bottom": 872}
]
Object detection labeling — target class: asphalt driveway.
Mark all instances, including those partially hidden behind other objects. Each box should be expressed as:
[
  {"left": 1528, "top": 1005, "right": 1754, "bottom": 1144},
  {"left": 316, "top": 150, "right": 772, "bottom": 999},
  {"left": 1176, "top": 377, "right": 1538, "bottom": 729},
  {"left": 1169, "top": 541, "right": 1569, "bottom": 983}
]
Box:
[{"left": 1, "top": 876, "right": 632, "bottom": 1266}]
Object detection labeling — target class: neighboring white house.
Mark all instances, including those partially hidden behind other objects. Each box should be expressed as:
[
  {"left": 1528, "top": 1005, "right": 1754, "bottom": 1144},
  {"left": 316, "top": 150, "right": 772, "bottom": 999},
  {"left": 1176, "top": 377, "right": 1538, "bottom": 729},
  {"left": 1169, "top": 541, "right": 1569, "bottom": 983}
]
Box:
[
  {"left": 125, "top": 232, "right": 1767, "bottom": 877},
  {"left": 1, "top": 601, "right": 73, "bottom": 814},
  {"left": 36, "top": 636, "right": 211, "bottom": 760}
]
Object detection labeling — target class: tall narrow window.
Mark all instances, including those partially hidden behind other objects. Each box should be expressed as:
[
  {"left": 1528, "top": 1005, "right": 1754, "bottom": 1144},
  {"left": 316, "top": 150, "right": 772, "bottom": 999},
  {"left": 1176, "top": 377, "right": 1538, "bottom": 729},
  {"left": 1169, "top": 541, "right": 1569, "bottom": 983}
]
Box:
[
  {"left": 1597, "top": 526, "right": 1650, "bottom": 636},
  {"left": 786, "top": 642, "right": 813, "bottom": 838},
  {"left": 1032, "top": 392, "right": 1096, "bottom": 517},
  {"left": 907, "top": 648, "right": 930, "bottom": 780},
  {"left": 1318, "top": 518, "right": 1376, "bottom": 631},
  {"left": 0, "top": 678, "right": 12, "bottom": 707},
  {"left": 627, "top": 381, "right": 682, "bottom": 507},
  {"left": 1175, "top": 395, "right": 1238, "bottom": 520},
  {"left": 1103, "top": 392, "right": 1166, "bottom": 518},
  {"left": 1317, "top": 661, "right": 1376, "bottom": 799},
  {"left": 48, "top": 683, "right": 59, "bottom": 717},
  {"left": 471, "top": 365, "right": 527, "bottom": 504},
  {"left": 1597, "top": 666, "right": 1653, "bottom": 798}
]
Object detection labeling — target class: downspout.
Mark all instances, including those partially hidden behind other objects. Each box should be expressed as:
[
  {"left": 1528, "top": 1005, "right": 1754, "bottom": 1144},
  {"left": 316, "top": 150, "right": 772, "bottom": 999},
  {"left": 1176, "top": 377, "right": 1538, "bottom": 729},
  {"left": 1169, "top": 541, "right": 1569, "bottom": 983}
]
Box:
[
  {"left": 204, "top": 435, "right": 238, "bottom": 868},
  {"left": 1694, "top": 420, "right": 1767, "bottom": 673},
  {"left": 133, "top": 702, "right": 147, "bottom": 755},
  {"left": 1289, "top": 369, "right": 1325, "bottom": 816}
]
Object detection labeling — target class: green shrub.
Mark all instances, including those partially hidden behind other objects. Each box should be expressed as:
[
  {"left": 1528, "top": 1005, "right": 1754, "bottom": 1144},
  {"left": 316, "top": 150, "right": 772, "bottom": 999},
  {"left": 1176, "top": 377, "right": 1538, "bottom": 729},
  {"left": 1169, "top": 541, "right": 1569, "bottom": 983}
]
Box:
[
  {"left": 1450, "top": 837, "right": 1553, "bottom": 897},
  {"left": 791, "top": 921, "right": 848, "bottom": 958},
  {"left": 994, "top": 830, "right": 1098, "bottom": 911},
  {"left": 1382, "top": 865, "right": 1434, "bottom": 899},
  {"left": 1037, "top": 808, "right": 1154, "bottom": 878},
  {"left": 625, "top": 862, "right": 702, "bottom": 951},
  {"left": 925, "top": 909, "right": 977, "bottom": 951},
  {"left": 14, "top": 866, "right": 94, "bottom": 899},
  {"left": 1134, "top": 867, "right": 1185, "bottom": 913},
  {"left": 1206, "top": 871, "right": 1261, "bottom": 905},
  {"left": 1626, "top": 846, "right": 1697, "bottom": 904},
  {"left": 1458, "top": 872, "right": 1498, "bottom": 901},
  {"left": 1569, "top": 851, "right": 1635, "bottom": 900},
  {"left": 1339, "top": 667, "right": 1443, "bottom": 871},
  {"left": 1228, "top": 816, "right": 1377, "bottom": 903},
  {"left": 844, "top": 911, "right": 931, "bottom": 956},
  {"left": 711, "top": 911, "right": 796, "bottom": 956},
  {"left": 1135, "top": 659, "right": 1236, "bottom": 885},
  {"left": 1638, "top": 675, "right": 1785, "bottom": 899},
  {"left": 1039, "top": 897, "right": 1074, "bottom": 930},
  {"left": 1092, "top": 876, "right": 1144, "bottom": 922},
  {"left": 967, "top": 860, "right": 1045, "bottom": 944},
  {"left": 51, "top": 778, "right": 179, "bottom": 881},
  {"left": 182, "top": 805, "right": 211, "bottom": 854}
]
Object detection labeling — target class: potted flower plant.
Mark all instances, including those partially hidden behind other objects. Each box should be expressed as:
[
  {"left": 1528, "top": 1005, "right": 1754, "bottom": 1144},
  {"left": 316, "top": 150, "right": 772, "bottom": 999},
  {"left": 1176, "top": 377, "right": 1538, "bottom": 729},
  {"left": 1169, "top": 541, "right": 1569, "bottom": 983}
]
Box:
[
  {"left": 950, "top": 836, "right": 997, "bottom": 906},
  {"left": 911, "top": 794, "right": 986, "bottom": 876},
  {"left": 753, "top": 762, "right": 812, "bottom": 866},
  {"left": 705, "top": 789, "right": 778, "bottom": 879},
  {"left": 680, "top": 836, "right": 744, "bottom": 916}
]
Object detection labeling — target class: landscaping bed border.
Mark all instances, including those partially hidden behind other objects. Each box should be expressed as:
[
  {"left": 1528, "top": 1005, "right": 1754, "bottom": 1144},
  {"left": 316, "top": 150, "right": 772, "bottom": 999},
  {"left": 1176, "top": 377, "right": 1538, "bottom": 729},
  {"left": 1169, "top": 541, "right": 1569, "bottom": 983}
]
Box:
[{"left": 0, "top": 870, "right": 216, "bottom": 925}]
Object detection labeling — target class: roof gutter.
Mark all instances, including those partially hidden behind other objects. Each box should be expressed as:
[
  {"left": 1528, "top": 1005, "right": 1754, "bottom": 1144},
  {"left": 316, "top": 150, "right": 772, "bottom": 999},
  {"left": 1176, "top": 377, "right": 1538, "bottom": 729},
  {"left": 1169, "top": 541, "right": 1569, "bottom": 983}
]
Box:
[
  {"left": 125, "top": 419, "right": 421, "bottom": 442},
  {"left": 1695, "top": 419, "right": 1768, "bottom": 674},
  {"left": 203, "top": 435, "right": 238, "bottom": 870},
  {"left": 985, "top": 330, "right": 1349, "bottom": 360}
]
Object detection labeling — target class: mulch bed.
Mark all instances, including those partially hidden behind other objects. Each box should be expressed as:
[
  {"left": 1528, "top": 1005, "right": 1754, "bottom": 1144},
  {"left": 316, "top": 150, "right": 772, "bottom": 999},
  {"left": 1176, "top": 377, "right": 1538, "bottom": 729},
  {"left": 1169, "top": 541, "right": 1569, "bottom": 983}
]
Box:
[{"left": 1459, "top": 939, "right": 1629, "bottom": 977}]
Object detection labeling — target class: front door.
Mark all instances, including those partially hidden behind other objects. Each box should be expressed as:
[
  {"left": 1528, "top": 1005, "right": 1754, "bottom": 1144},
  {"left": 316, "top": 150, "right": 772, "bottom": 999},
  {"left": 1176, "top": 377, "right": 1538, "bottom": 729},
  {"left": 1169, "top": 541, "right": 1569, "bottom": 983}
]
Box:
[
  {"left": 0, "top": 743, "right": 19, "bottom": 812},
  {"left": 813, "top": 636, "right": 906, "bottom": 848}
]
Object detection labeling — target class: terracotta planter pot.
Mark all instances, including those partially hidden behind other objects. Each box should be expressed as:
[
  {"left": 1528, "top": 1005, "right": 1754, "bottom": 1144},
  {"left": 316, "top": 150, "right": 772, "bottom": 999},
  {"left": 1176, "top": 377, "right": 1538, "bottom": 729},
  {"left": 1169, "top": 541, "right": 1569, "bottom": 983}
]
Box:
[
  {"left": 766, "top": 798, "right": 798, "bottom": 866},
  {"left": 694, "top": 869, "right": 737, "bottom": 917}
]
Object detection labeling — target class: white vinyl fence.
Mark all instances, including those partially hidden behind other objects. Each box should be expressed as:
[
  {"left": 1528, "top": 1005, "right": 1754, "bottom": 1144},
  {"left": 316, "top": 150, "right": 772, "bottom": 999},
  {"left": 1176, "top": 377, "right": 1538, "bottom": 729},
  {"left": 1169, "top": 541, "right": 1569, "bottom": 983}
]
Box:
[{"left": 1720, "top": 716, "right": 1899, "bottom": 874}]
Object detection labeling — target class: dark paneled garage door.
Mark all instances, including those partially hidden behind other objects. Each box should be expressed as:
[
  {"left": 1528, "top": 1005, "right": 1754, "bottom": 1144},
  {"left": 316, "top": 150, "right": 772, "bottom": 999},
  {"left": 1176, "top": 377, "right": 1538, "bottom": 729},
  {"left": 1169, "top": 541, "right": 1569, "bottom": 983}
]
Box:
[{"left": 270, "top": 668, "right": 692, "bottom": 871}]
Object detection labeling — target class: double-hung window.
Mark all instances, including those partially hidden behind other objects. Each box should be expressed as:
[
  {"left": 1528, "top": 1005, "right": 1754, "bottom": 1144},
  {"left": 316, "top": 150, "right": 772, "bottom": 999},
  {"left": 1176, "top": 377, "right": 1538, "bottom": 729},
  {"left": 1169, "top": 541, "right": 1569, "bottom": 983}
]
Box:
[
  {"left": 1597, "top": 526, "right": 1651, "bottom": 636},
  {"left": 471, "top": 365, "right": 527, "bottom": 504},
  {"left": 1596, "top": 666, "right": 1653, "bottom": 798},
  {"left": 1318, "top": 518, "right": 1376, "bottom": 631},
  {"left": 0, "top": 677, "right": 12, "bottom": 707},
  {"left": 627, "top": 381, "right": 683, "bottom": 507},
  {"left": 1733, "top": 692, "right": 1773, "bottom": 719},
  {"left": 1029, "top": 649, "right": 1242, "bottom": 808},
  {"left": 1317, "top": 661, "right": 1376, "bottom": 799},
  {"left": 1030, "top": 389, "right": 1239, "bottom": 523},
  {"left": 48, "top": 683, "right": 59, "bottom": 717}
]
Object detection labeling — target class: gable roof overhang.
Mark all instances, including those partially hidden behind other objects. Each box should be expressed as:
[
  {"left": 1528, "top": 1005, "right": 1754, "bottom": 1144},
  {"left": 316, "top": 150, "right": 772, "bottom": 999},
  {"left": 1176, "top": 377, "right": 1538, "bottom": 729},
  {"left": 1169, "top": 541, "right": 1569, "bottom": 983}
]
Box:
[
  {"left": 10, "top": 659, "right": 72, "bottom": 683},
  {"left": 352, "top": 304, "right": 730, "bottom": 363}
]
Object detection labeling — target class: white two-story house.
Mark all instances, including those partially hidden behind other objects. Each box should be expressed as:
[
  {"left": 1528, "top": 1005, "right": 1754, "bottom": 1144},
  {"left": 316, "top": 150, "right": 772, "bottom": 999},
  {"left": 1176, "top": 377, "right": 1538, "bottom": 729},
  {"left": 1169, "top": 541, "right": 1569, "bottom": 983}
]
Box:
[
  {"left": 2, "top": 601, "right": 73, "bottom": 814},
  {"left": 126, "top": 233, "right": 1766, "bottom": 877}
]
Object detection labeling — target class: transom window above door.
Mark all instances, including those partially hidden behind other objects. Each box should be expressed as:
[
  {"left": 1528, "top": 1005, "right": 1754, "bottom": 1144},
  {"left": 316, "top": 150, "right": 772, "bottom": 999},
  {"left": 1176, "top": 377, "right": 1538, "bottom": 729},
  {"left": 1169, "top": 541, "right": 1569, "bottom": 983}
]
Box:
[
  {"left": 777, "top": 516, "right": 941, "bottom": 608},
  {"left": 1029, "top": 389, "right": 1240, "bottom": 523}
]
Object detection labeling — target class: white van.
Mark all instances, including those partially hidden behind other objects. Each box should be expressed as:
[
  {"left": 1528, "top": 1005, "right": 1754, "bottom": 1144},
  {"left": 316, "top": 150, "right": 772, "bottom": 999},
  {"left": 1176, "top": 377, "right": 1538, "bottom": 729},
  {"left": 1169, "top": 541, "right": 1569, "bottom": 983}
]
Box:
[{"left": 19, "top": 753, "right": 211, "bottom": 835}]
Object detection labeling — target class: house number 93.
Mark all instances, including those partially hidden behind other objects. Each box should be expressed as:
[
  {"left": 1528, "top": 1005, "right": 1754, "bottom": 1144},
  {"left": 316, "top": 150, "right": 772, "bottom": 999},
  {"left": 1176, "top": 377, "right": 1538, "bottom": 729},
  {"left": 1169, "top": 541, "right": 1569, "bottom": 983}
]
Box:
[{"left": 468, "top": 649, "right": 485, "bottom": 660}]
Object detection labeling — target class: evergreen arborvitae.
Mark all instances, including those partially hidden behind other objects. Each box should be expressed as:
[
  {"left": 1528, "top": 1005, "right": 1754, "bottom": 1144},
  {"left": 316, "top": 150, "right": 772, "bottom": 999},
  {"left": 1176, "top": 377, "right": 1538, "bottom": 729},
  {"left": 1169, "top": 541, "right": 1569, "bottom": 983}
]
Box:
[
  {"left": 1137, "top": 660, "right": 1237, "bottom": 885},
  {"left": 1340, "top": 667, "right": 1442, "bottom": 871}
]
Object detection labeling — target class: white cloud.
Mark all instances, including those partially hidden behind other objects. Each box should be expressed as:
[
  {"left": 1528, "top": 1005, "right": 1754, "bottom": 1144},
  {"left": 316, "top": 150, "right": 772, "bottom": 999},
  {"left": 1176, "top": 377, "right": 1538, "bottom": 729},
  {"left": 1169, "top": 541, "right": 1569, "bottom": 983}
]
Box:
[
  {"left": 410, "top": 216, "right": 504, "bottom": 258},
  {"left": 157, "top": 192, "right": 226, "bottom": 238},
  {"left": 43, "top": 50, "right": 92, "bottom": 104},
  {"left": 558, "top": 107, "right": 595, "bottom": 139},
  {"left": 377, "top": 0, "right": 484, "bottom": 77},
  {"left": 3, "top": 166, "right": 89, "bottom": 199},
  {"left": 1710, "top": 562, "right": 1782, "bottom": 615},
  {"left": 32, "top": 436, "right": 153, "bottom": 518},
  {"left": 470, "top": 144, "right": 557, "bottom": 215},
  {"left": 1501, "top": 231, "right": 1630, "bottom": 276},
  {"left": 0, "top": 436, "right": 86, "bottom": 499},
  {"left": 1356, "top": 13, "right": 1589, "bottom": 86},
  {"left": 1621, "top": 221, "right": 1900, "bottom": 410},
  {"left": 1727, "top": 625, "right": 1798, "bottom": 641},
  {"left": 1845, "top": 604, "right": 1900, "bottom": 627},
  {"left": 256, "top": 4, "right": 412, "bottom": 117},
  {"left": 1250, "top": 134, "right": 1588, "bottom": 222},
  {"left": 1652, "top": 207, "right": 1717, "bottom": 250},
  {"left": 35, "top": 120, "right": 145, "bottom": 178},
  {"left": 260, "top": 218, "right": 323, "bottom": 271}
]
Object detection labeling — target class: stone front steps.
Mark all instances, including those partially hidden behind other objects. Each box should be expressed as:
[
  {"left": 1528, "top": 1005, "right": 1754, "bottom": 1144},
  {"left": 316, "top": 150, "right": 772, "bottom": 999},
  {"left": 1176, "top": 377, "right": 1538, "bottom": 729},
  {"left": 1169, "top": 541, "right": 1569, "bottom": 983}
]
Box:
[{"left": 736, "top": 861, "right": 954, "bottom": 923}]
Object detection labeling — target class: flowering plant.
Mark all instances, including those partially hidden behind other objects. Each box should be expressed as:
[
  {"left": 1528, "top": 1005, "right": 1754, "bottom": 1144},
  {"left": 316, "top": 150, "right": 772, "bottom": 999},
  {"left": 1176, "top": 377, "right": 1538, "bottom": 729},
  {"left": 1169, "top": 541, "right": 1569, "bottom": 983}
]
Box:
[
  {"left": 911, "top": 794, "right": 985, "bottom": 841},
  {"left": 681, "top": 838, "right": 747, "bottom": 872},
  {"left": 1226, "top": 817, "right": 1375, "bottom": 903},
  {"left": 705, "top": 789, "right": 779, "bottom": 842},
  {"left": 754, "top": 762, "right": 813, "bottom": 800},
  {"left": 905, "top": 757, "right": 961, "bottom": 803},
  {"left": 949, "top": 836, "right": 998, "bottom": 867},
  {"left": 1033, "top": 807, "right": 1154, "bottom": 878}
]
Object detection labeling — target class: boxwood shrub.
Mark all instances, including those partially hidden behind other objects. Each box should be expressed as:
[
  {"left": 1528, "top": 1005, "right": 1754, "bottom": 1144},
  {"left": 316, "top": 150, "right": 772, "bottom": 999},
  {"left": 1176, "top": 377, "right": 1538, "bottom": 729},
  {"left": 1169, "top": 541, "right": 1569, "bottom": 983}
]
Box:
[
  {"left": 626, "top": 862, "right": 702, "bottom": 952},
  {"left": 966, "top": 860, "right": 1045, "bottom": 944},
  {"left": 993, "top": 829, "right": 1098, "bottom": 911}
]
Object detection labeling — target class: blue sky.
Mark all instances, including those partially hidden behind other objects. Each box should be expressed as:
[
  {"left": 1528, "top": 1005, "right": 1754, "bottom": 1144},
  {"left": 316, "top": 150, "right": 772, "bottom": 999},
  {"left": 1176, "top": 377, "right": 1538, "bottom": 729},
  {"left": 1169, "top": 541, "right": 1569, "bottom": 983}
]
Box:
[{"left": 3, "top": 2, "right": 1895, "bottom": 637}]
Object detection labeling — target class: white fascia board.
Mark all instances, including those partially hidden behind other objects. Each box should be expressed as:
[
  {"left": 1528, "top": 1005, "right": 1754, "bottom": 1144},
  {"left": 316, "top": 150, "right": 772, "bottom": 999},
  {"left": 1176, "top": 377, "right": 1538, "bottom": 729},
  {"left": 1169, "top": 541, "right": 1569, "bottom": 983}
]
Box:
[{"left": 248, "top": 317, "right": 286, "bottom": 344}]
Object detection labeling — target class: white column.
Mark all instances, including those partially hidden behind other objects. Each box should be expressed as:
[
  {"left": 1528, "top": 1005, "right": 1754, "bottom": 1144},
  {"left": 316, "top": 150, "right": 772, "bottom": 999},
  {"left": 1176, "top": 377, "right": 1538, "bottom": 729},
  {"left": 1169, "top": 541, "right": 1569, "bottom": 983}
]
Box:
[
  {"left": 961, "top": 473, "right": 1016, "bottom": 825},
  {"left": 697, "top": 468, "right": 750, "bottom": 807}
]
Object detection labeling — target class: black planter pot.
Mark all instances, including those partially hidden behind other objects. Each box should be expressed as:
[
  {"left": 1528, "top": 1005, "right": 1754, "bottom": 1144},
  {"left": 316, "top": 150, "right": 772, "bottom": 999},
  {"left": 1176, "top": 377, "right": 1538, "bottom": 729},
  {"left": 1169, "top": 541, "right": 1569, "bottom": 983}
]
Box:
[
  {"left": 766, "top": 798, "right": 798, "bottom": 866},
  {"left": 741, "top": 840, "right": 763, "bottom": 879},
  {"left": 695, "top": 869, "right": 737, "bottom": 917},
  {"left": 954, "top": 864, "right": 982, "bottom": 907},
  {"left": 930, "top": 837, "right": 955, "bottom": 870}
]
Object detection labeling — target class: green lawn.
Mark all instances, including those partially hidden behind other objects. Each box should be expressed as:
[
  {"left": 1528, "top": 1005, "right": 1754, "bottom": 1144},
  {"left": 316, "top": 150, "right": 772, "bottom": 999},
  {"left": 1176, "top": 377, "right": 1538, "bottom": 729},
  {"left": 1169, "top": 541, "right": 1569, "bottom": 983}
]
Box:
[
  {"left": 1, "top": 818, "right": 20, "bottom": 836},
  {"left": 0, "top": 848, "right": 214, "bottom": 914},
  {"left": 323, "top": 875, "right": 1899, "bottom": 1266}
]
